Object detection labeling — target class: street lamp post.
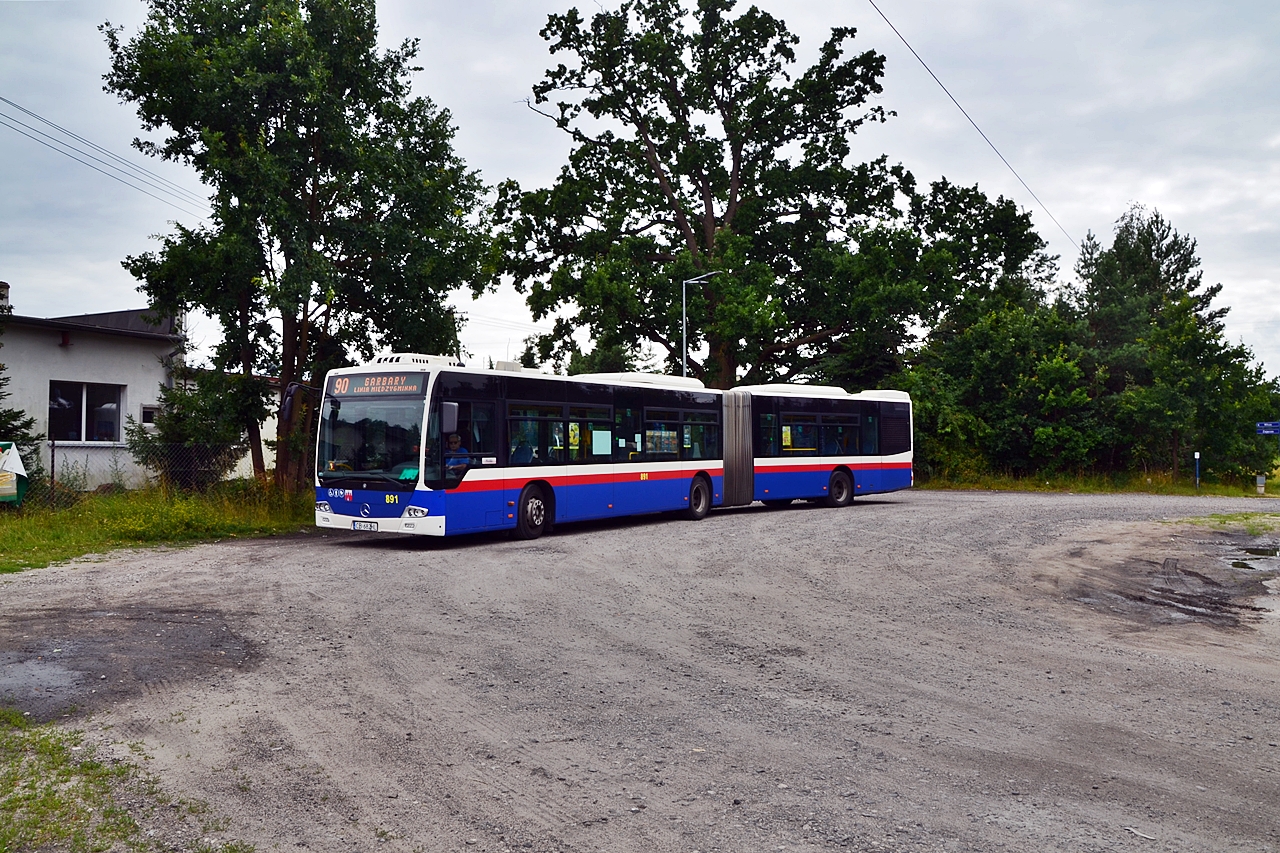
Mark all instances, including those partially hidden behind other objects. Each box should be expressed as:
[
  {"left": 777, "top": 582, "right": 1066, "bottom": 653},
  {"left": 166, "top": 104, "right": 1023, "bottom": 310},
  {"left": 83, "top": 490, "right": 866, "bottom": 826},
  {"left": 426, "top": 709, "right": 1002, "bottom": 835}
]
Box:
[{"left": 681, "top": 270, "right": 723, "bottom": 378}]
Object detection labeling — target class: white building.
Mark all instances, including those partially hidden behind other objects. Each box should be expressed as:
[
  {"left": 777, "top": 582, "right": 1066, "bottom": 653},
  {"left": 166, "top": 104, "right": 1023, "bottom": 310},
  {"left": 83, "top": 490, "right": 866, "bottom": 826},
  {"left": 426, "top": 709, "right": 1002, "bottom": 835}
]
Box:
[{"left": 0, "top": 281, "right": 183, "bottom": 488}]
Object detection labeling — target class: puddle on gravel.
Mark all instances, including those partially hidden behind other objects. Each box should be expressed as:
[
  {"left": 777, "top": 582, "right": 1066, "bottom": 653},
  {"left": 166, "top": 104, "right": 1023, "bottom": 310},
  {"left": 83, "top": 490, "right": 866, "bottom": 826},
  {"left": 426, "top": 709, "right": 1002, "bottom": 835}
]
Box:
[
  {"left": 1070, "top": 537, "right": 1278, "bottom": 629},
  {"left": 0, "top": 604, "right": 255, "bottom": 722}
]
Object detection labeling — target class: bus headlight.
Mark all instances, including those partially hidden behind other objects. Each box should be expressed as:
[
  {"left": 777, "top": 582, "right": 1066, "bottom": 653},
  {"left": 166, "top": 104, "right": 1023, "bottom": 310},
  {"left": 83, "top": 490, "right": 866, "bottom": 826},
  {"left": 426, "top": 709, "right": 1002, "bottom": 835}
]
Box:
[
  {"left": 404, "top": 506, "right": 429, "bottom": 518},
  {"left": 315, "top": 501, "right": 332, "bottom": 513}
]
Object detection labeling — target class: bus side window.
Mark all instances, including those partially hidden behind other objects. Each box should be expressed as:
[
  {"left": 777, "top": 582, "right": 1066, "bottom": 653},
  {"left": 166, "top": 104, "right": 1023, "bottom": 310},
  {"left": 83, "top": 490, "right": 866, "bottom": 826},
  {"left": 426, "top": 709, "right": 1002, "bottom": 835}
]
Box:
[
  {"left": 508, "top": 403, "right": 564, "bottom": 466},
  {"left": 780, "top": 414, "right": 818, "bottom": 456},
  {"left": 442, "top": 401, "right": 495, "bottom": 483},
  {"left": 757, "top": 412, "right": 778, "bottom": 457},
  {"left": 570, "top": 406, "right": 613, "bottom": 463},
  {"left": 509, "top": 420, "right": 538, "bottom": 465},
  {"left": 861, "top": 403, "right": 880, "bottom": 455},
  {"left": 614, "top": 396, "right": 643, "bottom": 463},
  {"left": 681, "top": 411, "right": 719, "bottom": 460},
  {"left": 644, "top": 409, "right": 680, "bottom": 460},
  {"left": 819, "top": 415, "right": 858, "bottom": 456},
  {"left": 457, "top": 401, "right": 497, "bottom": 460}
]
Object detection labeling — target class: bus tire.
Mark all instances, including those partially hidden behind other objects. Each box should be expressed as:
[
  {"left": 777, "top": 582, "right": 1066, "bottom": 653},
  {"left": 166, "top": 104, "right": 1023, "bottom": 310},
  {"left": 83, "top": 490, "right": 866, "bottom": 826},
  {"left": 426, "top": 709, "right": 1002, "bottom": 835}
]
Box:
[
  {"left": 685, "top": 475, "right": 711, "bottom": 521},
  {"left": 825, "top": 470, "right": 853, "bottom": 508},
  {"left": 514, "top": 484, "right": 550, "bottom": 539},
  {"left": 761, "top": 498, "right": 793, "bottom": 508}
]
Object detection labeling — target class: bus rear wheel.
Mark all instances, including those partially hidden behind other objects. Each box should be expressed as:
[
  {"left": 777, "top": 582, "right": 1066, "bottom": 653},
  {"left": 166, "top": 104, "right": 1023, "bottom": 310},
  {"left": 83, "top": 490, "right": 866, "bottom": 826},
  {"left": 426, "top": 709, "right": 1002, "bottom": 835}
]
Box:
[
  {"left": 685, "top": 476, "right": 711, "bottom": 521},
  {"left": 825, "top": 470, "right": 853, "bottom": 508},
  {"left": 515, "top": 484, "right": 550, "bottom": 539}
]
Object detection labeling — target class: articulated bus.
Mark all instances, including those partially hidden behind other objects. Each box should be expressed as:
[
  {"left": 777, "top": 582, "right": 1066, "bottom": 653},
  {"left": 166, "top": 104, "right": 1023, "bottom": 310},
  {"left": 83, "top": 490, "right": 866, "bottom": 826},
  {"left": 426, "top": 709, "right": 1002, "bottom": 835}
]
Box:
[{"left": 313, "top": 353, "right": 912, "bottom": 539}]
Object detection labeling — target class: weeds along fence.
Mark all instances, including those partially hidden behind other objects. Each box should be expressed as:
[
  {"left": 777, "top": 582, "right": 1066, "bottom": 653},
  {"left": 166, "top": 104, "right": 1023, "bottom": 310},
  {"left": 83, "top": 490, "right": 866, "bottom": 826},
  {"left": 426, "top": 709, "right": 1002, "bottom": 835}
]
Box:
[{"left": 23, "top": 441, "right": 250, "bottom": 508}]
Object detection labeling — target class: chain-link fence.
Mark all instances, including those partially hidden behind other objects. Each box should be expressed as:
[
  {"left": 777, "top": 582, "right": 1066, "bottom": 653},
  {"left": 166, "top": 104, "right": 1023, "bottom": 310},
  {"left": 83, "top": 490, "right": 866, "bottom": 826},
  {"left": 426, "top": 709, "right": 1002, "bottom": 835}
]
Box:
[{"left": 17, "top": 441, "right": 253, "bottom": 507}]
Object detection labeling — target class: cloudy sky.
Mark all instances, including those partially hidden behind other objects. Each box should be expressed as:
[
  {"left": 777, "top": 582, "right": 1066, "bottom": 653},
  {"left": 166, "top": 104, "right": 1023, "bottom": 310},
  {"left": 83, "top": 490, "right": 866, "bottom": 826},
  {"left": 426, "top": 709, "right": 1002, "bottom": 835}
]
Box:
[{"left": 2, "top": 0, "right": 1278, "bottom": 377}]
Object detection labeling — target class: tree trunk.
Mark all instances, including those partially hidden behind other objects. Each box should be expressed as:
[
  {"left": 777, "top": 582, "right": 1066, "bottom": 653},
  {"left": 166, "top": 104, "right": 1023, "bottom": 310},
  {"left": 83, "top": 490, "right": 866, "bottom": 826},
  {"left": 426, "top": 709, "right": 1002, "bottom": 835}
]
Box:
[
  {"left": 707, "top": 336, "right": 737, "bottom": 390},
  {"left": 239, "top": 291, "right": 266, "bottom": 481},
  {"left": 275, "top": 311, "right": 299, "bottom": 491},
  {"left": 247, "top": 419, "right": 265, "bottom": 481},
  {"left": 273, "top": 297, "right": 316, "bottom": 493}
]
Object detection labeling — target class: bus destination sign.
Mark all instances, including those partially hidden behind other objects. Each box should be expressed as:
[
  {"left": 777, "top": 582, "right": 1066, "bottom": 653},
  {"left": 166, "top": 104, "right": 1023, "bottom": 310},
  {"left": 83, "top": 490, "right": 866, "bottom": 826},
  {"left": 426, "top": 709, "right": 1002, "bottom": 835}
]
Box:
[{"left": 329, "top": 373, "right": 426, "bottom": 397}]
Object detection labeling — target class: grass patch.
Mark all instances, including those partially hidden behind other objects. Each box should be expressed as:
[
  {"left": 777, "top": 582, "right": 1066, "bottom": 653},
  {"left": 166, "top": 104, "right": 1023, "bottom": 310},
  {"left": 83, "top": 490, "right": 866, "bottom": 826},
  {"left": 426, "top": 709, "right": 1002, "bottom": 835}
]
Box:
[
  {"left": 0, "top": 708, "right": 254, "bottom": 852},
  {"left": 1176, "top": 512, "right": 1280, "bottom": 536},
  {"left": 0, "top": 707, "right": 135, "bottom": 852},
  {"left": 919, "top": 470, "right": 1280, "bottom": 497},
  {"left": 0, "top": 482, "right": 312, "bottom": 574}
]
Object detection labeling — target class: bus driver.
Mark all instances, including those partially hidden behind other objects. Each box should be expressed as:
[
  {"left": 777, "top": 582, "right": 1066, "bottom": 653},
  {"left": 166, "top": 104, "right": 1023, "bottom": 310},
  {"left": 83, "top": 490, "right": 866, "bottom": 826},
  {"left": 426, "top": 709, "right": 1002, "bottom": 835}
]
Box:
[{"left": 444, "top": 433, "right": 470, "bottom": 477}]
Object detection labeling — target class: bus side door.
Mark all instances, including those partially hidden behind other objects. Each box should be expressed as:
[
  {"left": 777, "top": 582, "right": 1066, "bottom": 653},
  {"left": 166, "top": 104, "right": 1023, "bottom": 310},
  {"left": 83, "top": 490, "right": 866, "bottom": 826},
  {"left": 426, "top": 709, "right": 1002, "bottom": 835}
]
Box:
[{"left": 611, "top": 390, "right": 661, "bottom": 514}]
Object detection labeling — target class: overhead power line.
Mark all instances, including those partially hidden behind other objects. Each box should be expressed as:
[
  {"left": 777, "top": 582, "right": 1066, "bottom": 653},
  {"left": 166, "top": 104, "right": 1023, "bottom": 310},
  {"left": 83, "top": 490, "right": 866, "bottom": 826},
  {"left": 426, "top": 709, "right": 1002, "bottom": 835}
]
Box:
[
  {"left": 461, "top": 313, "right": 556, "bottom": 334},
  {"left": 0, "top": 94, "right": 208, "bottom": 220},
  {"left": 0, "top": 95, "right": 207, "bottom": 207},
  {"left": 864, "top": 0, "right": 1078, "bottom": 249}
]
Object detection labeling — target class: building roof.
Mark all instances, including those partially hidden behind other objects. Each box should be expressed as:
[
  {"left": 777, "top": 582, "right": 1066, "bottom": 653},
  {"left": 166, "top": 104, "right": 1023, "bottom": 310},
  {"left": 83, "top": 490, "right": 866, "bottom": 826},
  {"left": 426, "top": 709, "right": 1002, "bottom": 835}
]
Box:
[{"left": 3, "top": 308, "right": 184, "bottom": 343}]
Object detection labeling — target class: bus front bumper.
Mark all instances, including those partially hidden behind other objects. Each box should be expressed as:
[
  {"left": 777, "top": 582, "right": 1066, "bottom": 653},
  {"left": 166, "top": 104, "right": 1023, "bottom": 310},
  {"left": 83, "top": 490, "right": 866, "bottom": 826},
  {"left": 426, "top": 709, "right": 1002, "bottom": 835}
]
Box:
[{"left": 315, "top": 510, "right": 445, "bottom": 536}]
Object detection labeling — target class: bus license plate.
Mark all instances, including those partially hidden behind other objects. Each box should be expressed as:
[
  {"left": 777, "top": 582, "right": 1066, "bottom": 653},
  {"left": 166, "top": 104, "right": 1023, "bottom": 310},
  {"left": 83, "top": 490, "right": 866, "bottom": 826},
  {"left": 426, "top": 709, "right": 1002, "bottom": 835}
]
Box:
[{"left": 352, "top": 520, "right": 378, "bottom": 532}]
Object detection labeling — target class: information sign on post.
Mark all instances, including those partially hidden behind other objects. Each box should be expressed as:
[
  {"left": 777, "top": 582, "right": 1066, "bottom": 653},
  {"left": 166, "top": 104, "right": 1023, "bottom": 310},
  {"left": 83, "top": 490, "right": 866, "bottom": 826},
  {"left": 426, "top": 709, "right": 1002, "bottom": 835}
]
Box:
[{"left": 1261, "top": 424, "right": 1280, "bottom": 498}]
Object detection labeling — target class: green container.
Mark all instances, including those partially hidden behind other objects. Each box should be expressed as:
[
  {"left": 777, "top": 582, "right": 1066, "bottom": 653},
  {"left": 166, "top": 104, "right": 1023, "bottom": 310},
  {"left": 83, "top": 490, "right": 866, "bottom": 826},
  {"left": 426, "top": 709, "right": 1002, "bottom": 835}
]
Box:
[{"left": 0, "top": 440, "right": 29, "bottom": 506}]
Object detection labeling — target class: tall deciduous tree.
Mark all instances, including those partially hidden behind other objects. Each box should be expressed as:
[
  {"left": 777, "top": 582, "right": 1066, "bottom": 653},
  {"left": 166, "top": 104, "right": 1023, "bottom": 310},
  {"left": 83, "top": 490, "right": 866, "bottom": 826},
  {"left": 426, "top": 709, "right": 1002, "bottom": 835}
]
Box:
[
  {"left": 498, "top": 0, "right": 945, "bottom": 387},
  {"left": 499, "top": 0, "right": 1055, "bottom": 388},
  {"left": 105, "top": 0, "right": 489, "bottom": 488}
]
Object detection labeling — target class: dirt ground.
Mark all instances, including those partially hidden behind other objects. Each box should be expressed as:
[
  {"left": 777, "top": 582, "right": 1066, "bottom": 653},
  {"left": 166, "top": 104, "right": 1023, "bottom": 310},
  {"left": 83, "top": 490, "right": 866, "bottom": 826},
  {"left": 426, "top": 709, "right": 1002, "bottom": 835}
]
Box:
[{"left": 3, "top": 489, "right": 1280, "bottom": 853}]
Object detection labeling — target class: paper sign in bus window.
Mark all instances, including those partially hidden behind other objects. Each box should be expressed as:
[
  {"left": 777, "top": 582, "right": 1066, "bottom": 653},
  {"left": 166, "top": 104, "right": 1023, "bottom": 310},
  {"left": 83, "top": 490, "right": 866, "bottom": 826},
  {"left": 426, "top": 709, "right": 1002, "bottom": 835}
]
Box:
[
  {"left": 592, "top": 429, "right": 612, "bottom": 456},
  {"left": 782, "top": 425, "right": 792, "bottom": 447}
]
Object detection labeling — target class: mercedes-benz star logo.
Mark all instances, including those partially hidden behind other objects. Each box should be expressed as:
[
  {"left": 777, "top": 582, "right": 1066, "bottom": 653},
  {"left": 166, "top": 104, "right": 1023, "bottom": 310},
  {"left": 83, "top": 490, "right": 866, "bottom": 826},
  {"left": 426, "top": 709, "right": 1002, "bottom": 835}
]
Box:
[{"left": 360, "top": 504, "right": 371, "bottom": 517}]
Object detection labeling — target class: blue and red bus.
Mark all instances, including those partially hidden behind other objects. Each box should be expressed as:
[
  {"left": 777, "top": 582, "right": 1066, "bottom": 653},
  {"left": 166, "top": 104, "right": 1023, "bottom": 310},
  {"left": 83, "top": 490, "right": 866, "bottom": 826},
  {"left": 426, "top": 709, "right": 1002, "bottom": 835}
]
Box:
[{"left": 313, "top": 354, "right": 912, "bottom": 539}]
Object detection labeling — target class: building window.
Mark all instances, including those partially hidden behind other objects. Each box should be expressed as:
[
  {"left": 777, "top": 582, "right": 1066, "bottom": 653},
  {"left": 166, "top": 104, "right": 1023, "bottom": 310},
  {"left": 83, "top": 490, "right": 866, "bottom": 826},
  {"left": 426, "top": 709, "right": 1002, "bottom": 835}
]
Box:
[
  {"left": 140, "top": 405, "right": 160, "bottom": 426},
  {"left": 49, "top": 382, "right": 124, "bottom": 442}
]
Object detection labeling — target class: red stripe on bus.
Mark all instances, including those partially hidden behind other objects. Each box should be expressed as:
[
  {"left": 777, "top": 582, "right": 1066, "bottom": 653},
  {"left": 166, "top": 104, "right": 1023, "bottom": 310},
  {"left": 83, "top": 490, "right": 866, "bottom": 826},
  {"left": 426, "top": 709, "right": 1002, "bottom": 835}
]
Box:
[{"left": 450, "top": 467, "right": 725, "bottom": 494}]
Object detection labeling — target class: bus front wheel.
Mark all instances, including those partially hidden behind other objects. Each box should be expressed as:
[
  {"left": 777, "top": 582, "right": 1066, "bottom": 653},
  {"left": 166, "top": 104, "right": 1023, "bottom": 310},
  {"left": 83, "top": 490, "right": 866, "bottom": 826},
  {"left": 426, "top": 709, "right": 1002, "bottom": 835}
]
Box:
[
  {"left": 515, "top": 485, "right": 550, "bottom": 539},
  {"left": 825, "top": 470, "right": 853, "bottom": 508},
  {"left": 685, "top": 476, "right": 711, "bottom": 521}
]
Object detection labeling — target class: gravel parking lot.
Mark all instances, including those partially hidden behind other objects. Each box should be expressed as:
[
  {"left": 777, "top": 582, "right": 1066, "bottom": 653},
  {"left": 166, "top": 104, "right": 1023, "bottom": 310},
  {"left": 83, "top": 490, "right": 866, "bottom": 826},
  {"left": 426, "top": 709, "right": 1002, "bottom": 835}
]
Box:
[{"left": 3, "top": 489, "right": 1280, "bottom": 852}]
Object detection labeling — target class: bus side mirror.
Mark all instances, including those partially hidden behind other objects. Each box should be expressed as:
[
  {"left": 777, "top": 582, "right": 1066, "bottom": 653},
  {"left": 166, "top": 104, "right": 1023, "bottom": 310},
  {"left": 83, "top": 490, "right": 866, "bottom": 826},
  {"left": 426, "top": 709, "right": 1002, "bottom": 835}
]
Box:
[{"left": 442, "top": 401, "right": 459, "bottom": 435}]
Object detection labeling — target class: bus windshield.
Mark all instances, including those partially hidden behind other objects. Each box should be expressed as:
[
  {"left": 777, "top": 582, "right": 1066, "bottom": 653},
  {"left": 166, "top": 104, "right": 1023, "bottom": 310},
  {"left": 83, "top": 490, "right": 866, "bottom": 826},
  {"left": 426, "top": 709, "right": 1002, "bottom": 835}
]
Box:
[{"left": 317, "top": 397, "right": 425, "bottom": 487}]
